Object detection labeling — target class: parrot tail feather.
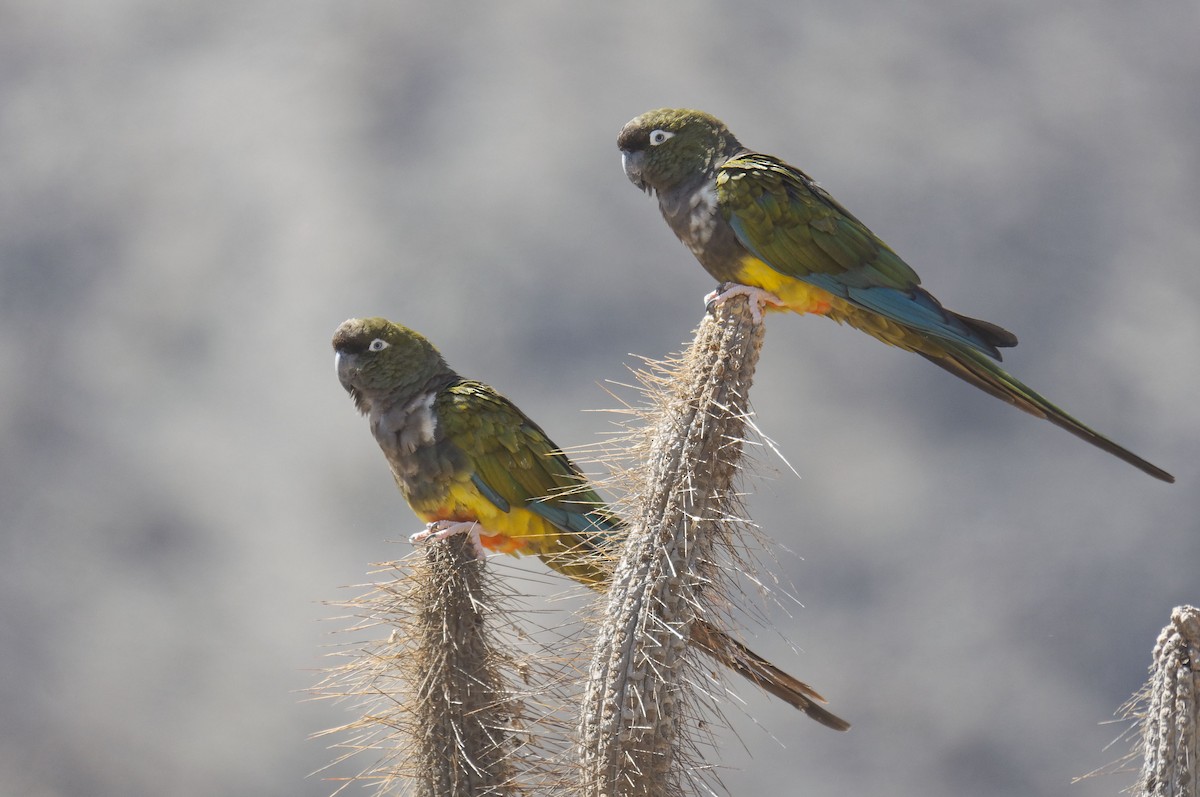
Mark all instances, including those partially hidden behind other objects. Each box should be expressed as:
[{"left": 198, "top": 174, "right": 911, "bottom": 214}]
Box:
[
  {"left": 921, "top": 347, "right": 1174, "bottom": 483},
  {"left": 691, "top": 620, "right": 851, "bottom": 731},
  {"left": 952, "top": 311, "right": 1019, "bottom": 352}
]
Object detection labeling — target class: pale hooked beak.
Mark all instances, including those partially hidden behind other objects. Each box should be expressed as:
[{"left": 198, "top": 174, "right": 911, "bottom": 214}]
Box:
[
  {"left": 335, "top": 350, "right": 358, "bottom": 392},
  {"left": 621, "top": 150, "right": 650, "bottom": 193}
]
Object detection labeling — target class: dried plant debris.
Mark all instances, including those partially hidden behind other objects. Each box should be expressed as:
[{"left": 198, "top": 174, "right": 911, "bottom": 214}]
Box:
[
  {"left": 1131, "top": 606, "right": 1200, "bottom": 797},
  {"left": 1078, "top": 605, "right": 1200, "bottom": 796},
  {"left": 314, "top": 534, "right": 576, "bottom": 797},
  {"left": 579, "top": 296, "right": 845, "bottom": 797}
]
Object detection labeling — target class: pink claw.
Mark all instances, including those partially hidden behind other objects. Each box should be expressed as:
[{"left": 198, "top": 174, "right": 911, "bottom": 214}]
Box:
[
  {"left": 409, "top": 520, "right": 489, "bottom": 561},
  {"left": 704, "top": 283, "right": 784, "bottom": 325}
]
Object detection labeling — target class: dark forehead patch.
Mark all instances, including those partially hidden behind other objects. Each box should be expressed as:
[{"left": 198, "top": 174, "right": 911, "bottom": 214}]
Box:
[
  {"left": 333, "top": 317, "right": 397, "bottom": 352},
  {"left": 617, "top": 123, "right": 650, "bottom": 152},
  {"left": 619, "top": 108, "right": 721, "bottom": 151},
  {"left": 331, "top": 321, "right": 372, "bottom": 353}
]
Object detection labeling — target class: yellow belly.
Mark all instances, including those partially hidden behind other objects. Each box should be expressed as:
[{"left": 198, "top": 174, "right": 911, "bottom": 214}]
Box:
[
  {"left": 733, "top": 255, "right": 945, "bottom": 354},
  {"left": 413, "top": 480, "right": 612, "bottom": 586},
  {"left": 413, "top": 480, "right": 550, "bottom": 555},
  {"left": 734, "top": 256, "right": 834, "bottom": 315}
]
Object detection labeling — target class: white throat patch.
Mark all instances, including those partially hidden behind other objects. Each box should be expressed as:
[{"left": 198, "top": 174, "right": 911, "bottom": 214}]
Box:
[{"left": 685, "top": 182, "right": 719, "bottom": 255}]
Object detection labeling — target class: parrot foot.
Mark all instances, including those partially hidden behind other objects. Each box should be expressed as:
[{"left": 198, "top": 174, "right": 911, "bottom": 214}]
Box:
[
  {"left": 704, "top": 283, "right": 784, "bottom": 325},
  {"left": 410, "top": 520, "right": 489, "bottom": 561}
]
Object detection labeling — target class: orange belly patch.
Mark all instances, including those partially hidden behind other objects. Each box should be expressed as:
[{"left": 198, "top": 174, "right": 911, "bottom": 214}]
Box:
[{"left": 418, "top": 482, "right": 562, "bottom": 558}]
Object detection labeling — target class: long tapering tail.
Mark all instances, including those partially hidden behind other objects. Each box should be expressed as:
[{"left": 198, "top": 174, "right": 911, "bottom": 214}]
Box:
[
  {"left": 536, "top": 531, "right": 850, "bottom": 727},
  {"left": 691, "top": 619, "right": 850, "bottom": 731},
  {"left": 921, "top": 345, "right": 1174, "bottom": 483}
]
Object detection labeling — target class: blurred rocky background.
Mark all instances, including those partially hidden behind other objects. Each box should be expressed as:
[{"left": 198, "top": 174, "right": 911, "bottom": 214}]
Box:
[{"left": 2, "top": 1, "right": 1197, "bottom": 795}]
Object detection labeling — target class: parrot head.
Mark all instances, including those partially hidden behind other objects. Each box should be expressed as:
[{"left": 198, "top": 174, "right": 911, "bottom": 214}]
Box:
[
  {"left": 332, "top": 317, "right": 451, "bottom": 413},
  {"left": 617, "top": 108, "right": 742, "bottom": 195}
]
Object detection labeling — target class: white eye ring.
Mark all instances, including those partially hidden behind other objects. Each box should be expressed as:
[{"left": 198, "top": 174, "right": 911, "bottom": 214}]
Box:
[
  {"left": 649, "top": 129, "right": 674, "bottom": 146},
  {"left": 368, "top": 338, "right": 390, "bottom": 352}
]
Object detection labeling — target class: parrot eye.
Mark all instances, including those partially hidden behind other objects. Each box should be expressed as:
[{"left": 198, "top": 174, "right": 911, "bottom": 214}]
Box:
[
  {"left": 649, "top": 129, "right": 675, "bottom": 146},
  {"left": 368, "top": 338, "right": 390, "bottom": 352}
]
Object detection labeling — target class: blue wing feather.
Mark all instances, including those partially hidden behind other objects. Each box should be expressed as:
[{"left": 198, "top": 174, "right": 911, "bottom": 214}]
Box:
[
  {"left": 471, "top": 473, "right": 510, "bottom": 513},
  {"left": 728, "top": 215, "right": 1003, "bottom": 358}
]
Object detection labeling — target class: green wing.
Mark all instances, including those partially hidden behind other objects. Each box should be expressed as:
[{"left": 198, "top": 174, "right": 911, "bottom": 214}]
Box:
[
  {"left": 718, "top": 152, "right": 920, "bottom": 289},
  {"left": 439, "top": 381, "right": 623, "bottom": 539},
  {"left": 718, "top": 151, "right": 1015, "bottom": 356}
]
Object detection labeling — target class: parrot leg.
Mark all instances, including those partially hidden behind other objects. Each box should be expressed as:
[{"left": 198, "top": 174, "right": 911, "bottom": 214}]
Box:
[
  {"left": 704, "top": 282, "right": 784, "bottom": 325},
  {"left": 409, "top": 520, "right": 489, "bottom": 561}
]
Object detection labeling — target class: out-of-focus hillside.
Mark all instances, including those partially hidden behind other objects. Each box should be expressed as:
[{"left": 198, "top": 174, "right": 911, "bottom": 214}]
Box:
[{"left": 1, "top": 3, "right": 1196, "bottom": 795}]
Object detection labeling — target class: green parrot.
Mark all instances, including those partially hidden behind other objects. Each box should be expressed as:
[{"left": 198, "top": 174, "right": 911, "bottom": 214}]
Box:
[
  {"left": 618, "top": 108, "right": 1173, "bottom": 483},
  {"left": 333, "top": 317, "right": 850, "bottom": 730}
]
